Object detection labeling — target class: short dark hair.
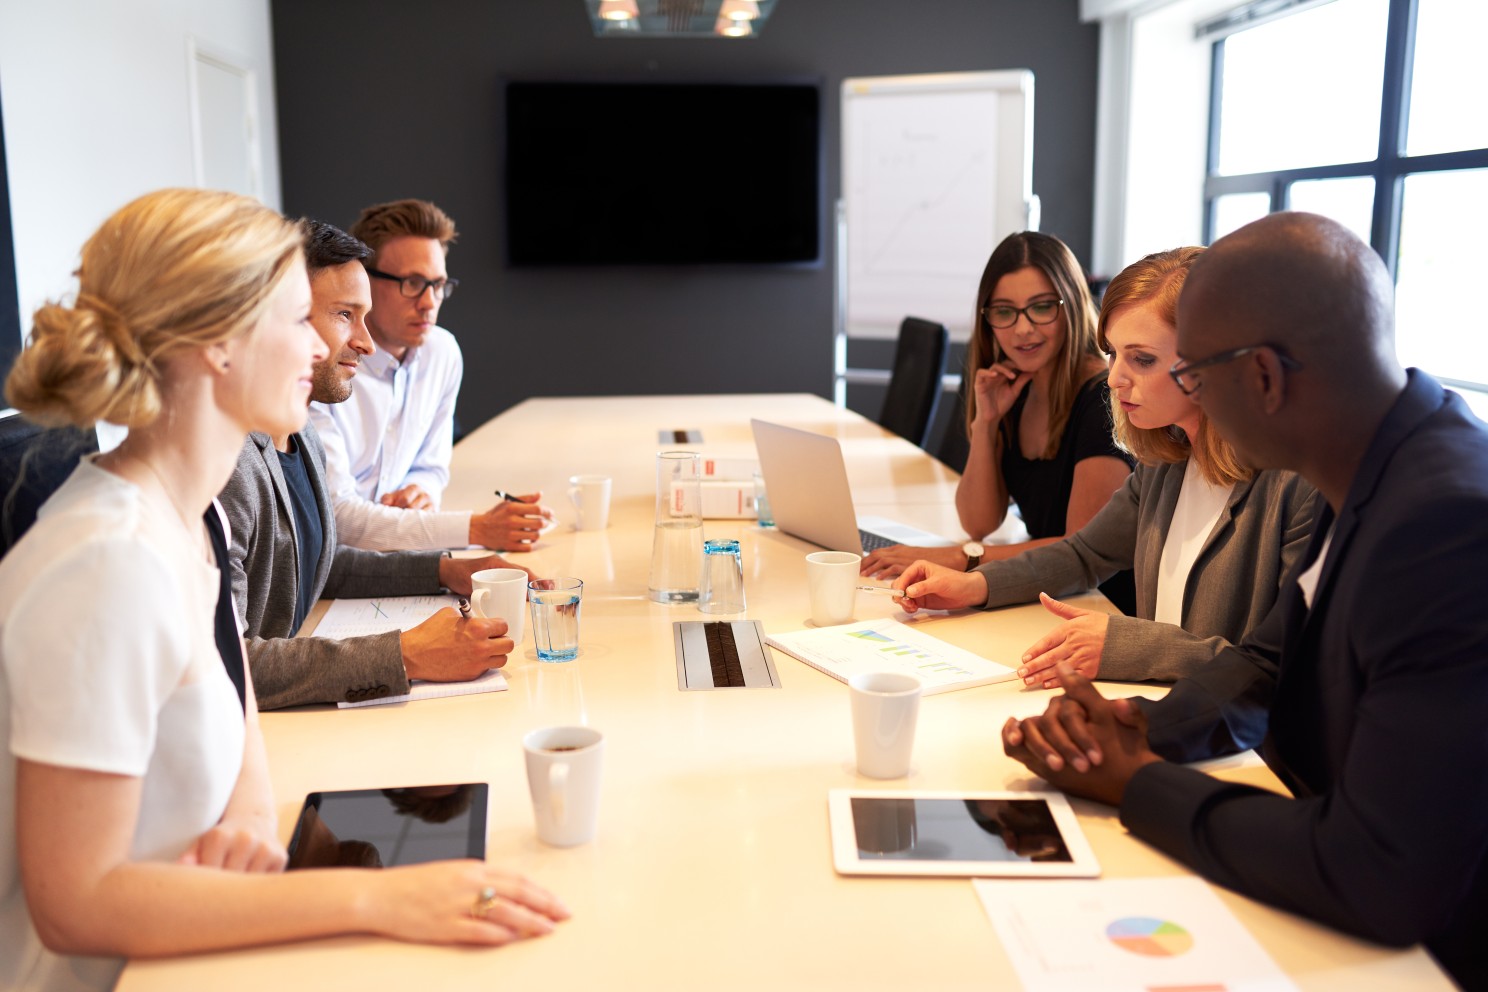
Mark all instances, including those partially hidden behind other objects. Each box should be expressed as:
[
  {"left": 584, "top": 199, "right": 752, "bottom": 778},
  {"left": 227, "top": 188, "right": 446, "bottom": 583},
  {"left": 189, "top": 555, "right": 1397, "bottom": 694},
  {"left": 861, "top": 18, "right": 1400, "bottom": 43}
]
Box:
[{"left": 301, "top": 219, "right": 372, "bottom": 274}]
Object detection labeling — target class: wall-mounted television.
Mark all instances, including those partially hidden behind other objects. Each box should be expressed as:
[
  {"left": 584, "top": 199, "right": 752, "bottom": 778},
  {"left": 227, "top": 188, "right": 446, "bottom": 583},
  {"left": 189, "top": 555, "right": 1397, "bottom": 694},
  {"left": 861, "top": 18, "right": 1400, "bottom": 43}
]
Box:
[{"left": 504, "top": 81, "right": 821, "bottom": 266}]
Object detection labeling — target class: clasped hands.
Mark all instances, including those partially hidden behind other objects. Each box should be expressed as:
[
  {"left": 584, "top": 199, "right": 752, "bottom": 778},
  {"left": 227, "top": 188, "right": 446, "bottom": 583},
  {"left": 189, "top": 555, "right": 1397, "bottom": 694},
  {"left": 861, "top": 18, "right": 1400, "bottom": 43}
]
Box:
[{"left": 1002, "top": 664, "right": 1163, "bottom": 808}]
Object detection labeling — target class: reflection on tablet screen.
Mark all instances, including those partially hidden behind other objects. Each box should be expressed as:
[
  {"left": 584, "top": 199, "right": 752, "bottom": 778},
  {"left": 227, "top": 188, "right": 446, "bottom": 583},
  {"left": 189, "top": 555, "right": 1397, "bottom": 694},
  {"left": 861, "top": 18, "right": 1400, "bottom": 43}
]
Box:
[
  {"left": 286, "top": 783, "right": 488, "bottom": 870},
  {"left": 850, "top": 797, "right": 1072, "bottom": 863}
]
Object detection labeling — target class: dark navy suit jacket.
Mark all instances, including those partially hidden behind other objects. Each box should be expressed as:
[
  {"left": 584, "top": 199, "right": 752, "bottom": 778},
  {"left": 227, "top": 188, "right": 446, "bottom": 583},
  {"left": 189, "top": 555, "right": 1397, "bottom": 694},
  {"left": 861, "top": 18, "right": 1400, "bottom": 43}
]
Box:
[{"left": 1124, "top": 370, "right": 1488, "bottom": 988}]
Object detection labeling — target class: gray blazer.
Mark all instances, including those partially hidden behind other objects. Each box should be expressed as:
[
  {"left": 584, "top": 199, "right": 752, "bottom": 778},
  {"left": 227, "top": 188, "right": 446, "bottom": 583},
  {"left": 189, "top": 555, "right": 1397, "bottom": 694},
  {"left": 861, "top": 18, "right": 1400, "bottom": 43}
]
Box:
[
  {"left": 217, "top": 420, "right": 445, "bottom": 709},
  {"left": 975, "top": 460, "right": 1319, "bottom": 682}
]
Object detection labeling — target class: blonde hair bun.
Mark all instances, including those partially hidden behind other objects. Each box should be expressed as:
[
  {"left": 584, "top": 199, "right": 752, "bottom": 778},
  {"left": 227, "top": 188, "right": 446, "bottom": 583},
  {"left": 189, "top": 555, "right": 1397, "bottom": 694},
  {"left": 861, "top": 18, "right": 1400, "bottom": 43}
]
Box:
[{"left": 9, "top": 297, "right": 159, "bottom": 428}]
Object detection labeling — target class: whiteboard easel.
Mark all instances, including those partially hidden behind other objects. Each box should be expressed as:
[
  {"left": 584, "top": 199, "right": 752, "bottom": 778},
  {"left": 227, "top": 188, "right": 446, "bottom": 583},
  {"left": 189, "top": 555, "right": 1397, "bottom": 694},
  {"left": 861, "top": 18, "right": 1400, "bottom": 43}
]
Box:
[{"left": 835, "top": 70, "right": 1036, "bottom": 404}]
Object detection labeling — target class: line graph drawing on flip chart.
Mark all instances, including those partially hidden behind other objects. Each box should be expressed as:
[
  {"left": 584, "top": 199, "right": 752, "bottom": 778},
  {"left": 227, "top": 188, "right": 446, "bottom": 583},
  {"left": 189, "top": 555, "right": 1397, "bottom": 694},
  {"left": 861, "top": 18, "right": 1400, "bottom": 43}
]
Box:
[{"left": 839, "top": 70, "right": 1036, "bottom": 345}]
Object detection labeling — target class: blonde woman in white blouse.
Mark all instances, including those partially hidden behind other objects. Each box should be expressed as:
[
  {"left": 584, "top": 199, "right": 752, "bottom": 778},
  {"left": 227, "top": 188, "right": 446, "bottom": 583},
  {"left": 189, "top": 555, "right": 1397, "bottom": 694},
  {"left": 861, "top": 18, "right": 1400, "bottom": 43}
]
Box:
[
  {"left": 894, "top": 247, "right": 1318, "bottom": 688},
  {"left": 0, "top": 189, "right": 566, "bottom": 992}
]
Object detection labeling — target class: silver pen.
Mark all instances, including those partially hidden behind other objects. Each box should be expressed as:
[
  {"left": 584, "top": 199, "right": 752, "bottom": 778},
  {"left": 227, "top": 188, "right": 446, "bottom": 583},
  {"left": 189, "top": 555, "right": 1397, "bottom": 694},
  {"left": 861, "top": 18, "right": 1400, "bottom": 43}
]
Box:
[{"left": 857, "top": 585, "right": 905, "bottom": 597}]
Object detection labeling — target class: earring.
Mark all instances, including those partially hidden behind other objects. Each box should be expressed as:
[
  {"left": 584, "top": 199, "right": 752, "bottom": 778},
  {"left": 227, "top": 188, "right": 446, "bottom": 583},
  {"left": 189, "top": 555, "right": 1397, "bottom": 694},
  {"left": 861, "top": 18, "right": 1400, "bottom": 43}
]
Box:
[{"left": 220, "top": 361, "right": 231, "bottom": 372}]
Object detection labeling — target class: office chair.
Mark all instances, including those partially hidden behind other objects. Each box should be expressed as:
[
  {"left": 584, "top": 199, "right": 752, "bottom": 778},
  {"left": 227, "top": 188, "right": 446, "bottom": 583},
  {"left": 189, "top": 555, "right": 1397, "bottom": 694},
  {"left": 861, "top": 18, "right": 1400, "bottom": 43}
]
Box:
[
  {"left": 0, "top": 412, "right": 98, "bottom": 557},
  {"left": 934, "top": 386, "right": 971, "bottom": 473},
  {"left": 878, "top": 317, "right": 949, "bottom": 449}
]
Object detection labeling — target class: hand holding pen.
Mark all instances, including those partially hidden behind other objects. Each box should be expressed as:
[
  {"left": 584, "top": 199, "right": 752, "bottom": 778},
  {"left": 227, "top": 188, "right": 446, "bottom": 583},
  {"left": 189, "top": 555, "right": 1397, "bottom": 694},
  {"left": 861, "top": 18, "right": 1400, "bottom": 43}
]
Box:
[{"left": 468, "top": 488, "right": 555, "bottom": 552}]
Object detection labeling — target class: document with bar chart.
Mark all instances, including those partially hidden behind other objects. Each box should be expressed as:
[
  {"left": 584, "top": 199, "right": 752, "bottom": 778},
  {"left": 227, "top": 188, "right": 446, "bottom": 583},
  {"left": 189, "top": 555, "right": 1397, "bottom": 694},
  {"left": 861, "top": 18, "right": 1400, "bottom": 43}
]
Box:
[
  {"left": 974, "top": 877, "right": 1294, "bottom": 992},
  {"left": 764, "top": 618, "right": 1016, "bottom": 694}
]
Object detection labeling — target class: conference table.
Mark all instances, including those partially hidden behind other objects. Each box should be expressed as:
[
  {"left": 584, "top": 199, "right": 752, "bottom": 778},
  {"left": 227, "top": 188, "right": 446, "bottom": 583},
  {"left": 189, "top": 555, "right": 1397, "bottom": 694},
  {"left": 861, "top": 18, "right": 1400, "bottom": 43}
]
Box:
[{"left": 119, "top": 394, "right": 1450, "bottom": 991}]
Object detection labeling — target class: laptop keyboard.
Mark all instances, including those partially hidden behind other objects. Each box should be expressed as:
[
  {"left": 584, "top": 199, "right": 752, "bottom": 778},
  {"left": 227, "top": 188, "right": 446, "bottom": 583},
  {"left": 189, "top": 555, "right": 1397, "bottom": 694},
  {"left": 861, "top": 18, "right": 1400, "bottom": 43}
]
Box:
[{"left": 858, "top": 529, "right": 896, "bottom": 552}]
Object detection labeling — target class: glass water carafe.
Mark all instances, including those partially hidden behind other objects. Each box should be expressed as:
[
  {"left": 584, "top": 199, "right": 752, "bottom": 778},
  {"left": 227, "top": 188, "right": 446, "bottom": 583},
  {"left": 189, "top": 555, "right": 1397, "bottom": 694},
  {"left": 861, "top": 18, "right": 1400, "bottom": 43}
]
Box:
[{"left": 647, "top": 451, "right": 703, "bottom": 604}]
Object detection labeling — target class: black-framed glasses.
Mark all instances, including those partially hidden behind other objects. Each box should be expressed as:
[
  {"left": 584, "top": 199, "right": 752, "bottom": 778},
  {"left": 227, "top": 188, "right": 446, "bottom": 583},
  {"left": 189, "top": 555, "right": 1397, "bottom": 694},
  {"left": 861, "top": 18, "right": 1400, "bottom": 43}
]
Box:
[
  {"left": 1169, "top": 344, "right": 1303, "bottom": 396},
  {"left": 981, "top": 298, "right": 1064, "bottom": 329},
  {"left": 366, "top": 267, "right": 459, "bottom": 301}
]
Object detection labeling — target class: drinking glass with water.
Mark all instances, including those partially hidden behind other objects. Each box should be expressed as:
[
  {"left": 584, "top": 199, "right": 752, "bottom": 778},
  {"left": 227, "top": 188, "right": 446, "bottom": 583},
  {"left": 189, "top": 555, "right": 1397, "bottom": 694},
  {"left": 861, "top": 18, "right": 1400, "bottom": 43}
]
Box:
[{"left": 529, "top": 577, "right": 584, "bottom": 662}]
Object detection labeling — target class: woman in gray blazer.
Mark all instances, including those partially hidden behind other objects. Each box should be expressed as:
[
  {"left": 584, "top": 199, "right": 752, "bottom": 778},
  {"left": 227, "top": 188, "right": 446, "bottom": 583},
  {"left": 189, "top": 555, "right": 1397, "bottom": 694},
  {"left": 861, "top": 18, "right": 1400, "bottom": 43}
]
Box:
[{"left": 894, "top": 247, "right": 1318, "bottom": 687}]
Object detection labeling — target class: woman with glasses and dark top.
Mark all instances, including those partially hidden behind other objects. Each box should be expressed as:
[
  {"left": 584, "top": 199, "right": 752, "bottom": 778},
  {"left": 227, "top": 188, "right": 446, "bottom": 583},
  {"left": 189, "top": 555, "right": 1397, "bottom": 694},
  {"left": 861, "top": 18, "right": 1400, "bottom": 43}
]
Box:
[
  {"left": 890, "top": 247, "right": 1318, "bottom": 688},
  {"left": 0, "top": 189, "right": 567, "bottom": 992},
  {"left": 862, "top": 231, "right": 1137, "bottom": 614}
]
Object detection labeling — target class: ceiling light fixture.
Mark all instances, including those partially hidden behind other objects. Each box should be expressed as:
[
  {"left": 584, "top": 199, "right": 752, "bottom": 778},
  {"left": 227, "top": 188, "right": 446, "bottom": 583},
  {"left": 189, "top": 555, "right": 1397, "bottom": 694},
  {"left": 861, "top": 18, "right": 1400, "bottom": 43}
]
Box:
[
  {"left": 586, "top": 0, "right": 776, "bottom": 38},
  {"left": 718, "top": 0, "right": 759, "bottom": 20},
  {"left": 597, "top": 0, "right": 640, "bottom": 20}
]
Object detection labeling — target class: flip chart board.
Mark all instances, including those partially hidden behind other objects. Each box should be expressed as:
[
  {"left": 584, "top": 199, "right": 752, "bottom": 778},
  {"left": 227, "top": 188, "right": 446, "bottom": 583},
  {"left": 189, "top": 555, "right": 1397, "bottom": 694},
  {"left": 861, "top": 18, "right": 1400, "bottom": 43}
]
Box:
[{"left": 840, "top": 70, "right": 1036, "bottom": 344}]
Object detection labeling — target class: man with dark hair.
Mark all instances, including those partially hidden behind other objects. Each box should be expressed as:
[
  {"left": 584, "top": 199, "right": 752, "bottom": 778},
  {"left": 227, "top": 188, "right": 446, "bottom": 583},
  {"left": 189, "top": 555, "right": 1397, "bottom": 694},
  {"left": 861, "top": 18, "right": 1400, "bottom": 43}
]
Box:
[
  {"left": 978, "top": 212, "right": 1488, "bottom": 987},
  {"left": 218, "top": 220, "right": 522, "bottom": 710},
  {"left": 308, "top": 198, "right": 550, "bottom": 554}
]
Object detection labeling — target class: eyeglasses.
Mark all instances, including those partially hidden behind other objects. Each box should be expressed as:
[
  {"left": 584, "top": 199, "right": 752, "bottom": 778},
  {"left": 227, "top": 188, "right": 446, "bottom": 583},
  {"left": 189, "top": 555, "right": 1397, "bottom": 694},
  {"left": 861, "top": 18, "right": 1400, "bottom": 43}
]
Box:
[
  {"left": 1169, "top": 344, "right": 1303, "bottom": 396},
  {"left": 366, "top": 267, "right": 459, "bottom": 301},
  {"left": 981, "top": 298, "right": 1064, "bottom": 329}
]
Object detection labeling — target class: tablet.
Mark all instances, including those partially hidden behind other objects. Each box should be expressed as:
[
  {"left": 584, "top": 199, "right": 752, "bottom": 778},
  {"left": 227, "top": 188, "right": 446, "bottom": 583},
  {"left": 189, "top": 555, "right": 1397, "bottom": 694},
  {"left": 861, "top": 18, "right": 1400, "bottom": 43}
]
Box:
[
  {"left": 827, "top": 789, "right": 1100, "bottom": 878},
  {"left": 286, "top": 783, "right": 488, "bottom": 870}
]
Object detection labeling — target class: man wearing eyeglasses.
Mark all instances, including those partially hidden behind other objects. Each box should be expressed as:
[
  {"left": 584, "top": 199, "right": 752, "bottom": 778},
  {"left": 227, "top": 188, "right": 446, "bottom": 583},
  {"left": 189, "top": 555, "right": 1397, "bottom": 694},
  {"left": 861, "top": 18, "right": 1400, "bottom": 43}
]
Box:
[
  {"left": 309, "top": 198, "right": 552, "bottom": 553},
  {"left": 998, "top": 212, "right": 1488, "bottom": 988}
]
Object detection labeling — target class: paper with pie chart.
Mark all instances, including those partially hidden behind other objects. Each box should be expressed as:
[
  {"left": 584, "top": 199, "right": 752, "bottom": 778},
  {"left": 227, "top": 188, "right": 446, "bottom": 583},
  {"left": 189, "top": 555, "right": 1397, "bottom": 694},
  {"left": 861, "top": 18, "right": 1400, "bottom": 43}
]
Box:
[{"left": 973, "top": 876, "right": 1295, "bottom": 991}]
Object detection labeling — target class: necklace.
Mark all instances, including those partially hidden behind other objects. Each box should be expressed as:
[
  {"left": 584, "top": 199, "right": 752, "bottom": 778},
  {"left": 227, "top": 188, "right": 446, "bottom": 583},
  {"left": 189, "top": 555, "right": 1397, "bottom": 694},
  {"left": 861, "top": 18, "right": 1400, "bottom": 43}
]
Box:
[{"left": 122, "top": 453, "right": 209, "bottom": 561}]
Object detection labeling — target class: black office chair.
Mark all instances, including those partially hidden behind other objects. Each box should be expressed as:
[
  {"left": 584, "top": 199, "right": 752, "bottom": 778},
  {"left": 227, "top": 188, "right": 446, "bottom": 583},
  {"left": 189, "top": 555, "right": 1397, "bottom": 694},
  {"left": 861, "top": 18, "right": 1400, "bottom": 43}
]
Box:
[
  {"left": 934, "top": 385, "right": 971, "bottom": 473},
  {"left": 0, "top": 412, "right": 98, "bottom": 557},
  {"left": 878, "top": 317, "right": 949, "bottom": 449}
]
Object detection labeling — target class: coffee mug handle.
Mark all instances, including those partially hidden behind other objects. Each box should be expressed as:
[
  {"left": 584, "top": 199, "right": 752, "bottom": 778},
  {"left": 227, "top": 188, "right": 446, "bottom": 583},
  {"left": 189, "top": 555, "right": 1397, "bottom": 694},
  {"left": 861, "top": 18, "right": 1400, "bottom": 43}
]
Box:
[
  {"left": 471, "top": 588, "right": 492, "bottom": 619},
  {"left": 548, "top": 762, "right": 569, "bottom": 827},
  {"left": 568, "top": 485, "right": 581, "bottom": 507}
]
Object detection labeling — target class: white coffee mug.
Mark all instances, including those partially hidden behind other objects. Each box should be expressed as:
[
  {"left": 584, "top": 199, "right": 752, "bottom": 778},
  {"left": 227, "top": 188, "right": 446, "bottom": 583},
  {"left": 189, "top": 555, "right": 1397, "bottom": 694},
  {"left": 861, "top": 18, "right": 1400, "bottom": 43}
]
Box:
[
  {"left": 568, "top": 474, "right": 612, "bottom": 531},
  {"left": 470, "top": 567, "right": 528, "bottom": 648},
  {"left": 523, "top": 725, "right": 604, "bottom": 847},
  {"left": 849, "top": 671, "right": 922, "bottom": 779},
  {"left": 806, "top": 550, "right": 860, "bottom": 626}
]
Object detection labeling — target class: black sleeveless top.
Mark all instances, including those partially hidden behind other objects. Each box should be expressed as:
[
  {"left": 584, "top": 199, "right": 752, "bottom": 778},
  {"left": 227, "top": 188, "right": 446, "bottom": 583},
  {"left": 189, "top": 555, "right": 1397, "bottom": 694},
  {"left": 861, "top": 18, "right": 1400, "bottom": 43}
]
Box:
[
  {"left": 1001, "top": 372, "right": 1138, "bottom": 615},
  {"left": 204, "top": 506, "right": 247, "bottom": 712}
]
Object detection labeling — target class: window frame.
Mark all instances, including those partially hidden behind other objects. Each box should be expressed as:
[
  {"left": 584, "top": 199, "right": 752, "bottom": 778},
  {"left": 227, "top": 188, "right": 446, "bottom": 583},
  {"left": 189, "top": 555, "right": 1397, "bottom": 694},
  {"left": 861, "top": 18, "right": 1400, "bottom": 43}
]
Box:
[{"left": 1202, "top": 0, "right": 1488, "bottom": 292}]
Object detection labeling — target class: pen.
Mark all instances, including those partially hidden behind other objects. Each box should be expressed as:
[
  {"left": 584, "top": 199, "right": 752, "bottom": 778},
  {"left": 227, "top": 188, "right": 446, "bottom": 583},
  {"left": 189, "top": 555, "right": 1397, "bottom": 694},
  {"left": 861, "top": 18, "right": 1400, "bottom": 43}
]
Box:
[
  {"left": 857, "top": 585, "right": 904, "bottom": 597},
  {"left": 492, "top": 490, "right": 525, "bottom": 504},
  {"left": 457, "top": 597, "right": 473, "bottom": 619}
]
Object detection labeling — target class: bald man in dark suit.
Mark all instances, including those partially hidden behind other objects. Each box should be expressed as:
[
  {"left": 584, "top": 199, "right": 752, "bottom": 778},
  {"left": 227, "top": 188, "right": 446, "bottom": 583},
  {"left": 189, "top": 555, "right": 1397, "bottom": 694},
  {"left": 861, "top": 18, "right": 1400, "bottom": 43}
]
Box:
[{"left": 997, "top": 212, "right": 1488, "bottom": 988}]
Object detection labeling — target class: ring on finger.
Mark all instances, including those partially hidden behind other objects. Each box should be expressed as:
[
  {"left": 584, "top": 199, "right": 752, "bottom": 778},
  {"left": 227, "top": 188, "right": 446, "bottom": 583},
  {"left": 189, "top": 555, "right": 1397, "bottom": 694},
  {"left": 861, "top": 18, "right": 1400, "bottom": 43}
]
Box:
[{"left": 471, "top": 885, "right": 500, "bottom": 918}]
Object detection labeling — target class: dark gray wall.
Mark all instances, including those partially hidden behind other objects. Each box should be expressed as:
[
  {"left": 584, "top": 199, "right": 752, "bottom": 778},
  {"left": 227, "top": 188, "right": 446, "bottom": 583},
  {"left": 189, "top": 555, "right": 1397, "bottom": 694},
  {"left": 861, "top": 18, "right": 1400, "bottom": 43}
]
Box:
[
  {"left": 0, "top": 80, "right": 21, "bottom": 382},
  {"left": 270, "top": 0, "right": 1099, "bottom": 431}
]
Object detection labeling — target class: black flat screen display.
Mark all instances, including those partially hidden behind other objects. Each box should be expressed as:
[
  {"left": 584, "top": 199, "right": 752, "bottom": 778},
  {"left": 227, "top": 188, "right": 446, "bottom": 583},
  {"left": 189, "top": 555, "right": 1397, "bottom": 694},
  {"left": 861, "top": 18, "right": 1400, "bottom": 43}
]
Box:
[
  {"left": 286, "top": 784, "right": 488, "bottom": 869},
  {"left": 505, "top": 81, "right": 821, "bottom": 266}
]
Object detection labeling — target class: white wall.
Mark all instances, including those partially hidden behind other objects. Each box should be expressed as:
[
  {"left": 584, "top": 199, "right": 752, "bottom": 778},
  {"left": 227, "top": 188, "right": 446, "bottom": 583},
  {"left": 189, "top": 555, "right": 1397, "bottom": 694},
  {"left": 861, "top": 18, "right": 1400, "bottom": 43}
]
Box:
[
  {"left": 0, "top": 0, "right": 280, "bottom": 335},
  {"left": 1087, "top": 0, "right": 1241, "bottom": 275}
]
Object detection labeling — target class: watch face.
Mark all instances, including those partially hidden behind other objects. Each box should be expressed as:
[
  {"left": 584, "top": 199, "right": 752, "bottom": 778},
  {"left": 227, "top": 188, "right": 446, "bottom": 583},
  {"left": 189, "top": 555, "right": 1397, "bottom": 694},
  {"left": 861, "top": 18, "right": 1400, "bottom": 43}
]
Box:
[{"left": 962, "top": 541, "right": 985, "bottom": 557}]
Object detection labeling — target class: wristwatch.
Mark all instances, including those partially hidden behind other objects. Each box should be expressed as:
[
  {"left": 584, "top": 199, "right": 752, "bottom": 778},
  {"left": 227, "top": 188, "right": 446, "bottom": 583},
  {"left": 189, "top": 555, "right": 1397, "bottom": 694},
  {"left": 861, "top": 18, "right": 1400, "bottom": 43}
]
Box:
[{"left": 962, "top": 540, "right": 985, "bottom": 571}]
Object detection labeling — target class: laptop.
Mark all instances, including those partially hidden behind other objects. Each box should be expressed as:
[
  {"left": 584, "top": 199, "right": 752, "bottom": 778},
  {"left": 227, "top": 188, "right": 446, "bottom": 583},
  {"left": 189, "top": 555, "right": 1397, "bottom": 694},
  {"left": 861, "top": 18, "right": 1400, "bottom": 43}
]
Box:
[{"left": 750, "top": 419, "right": 957, "bottom": 554}]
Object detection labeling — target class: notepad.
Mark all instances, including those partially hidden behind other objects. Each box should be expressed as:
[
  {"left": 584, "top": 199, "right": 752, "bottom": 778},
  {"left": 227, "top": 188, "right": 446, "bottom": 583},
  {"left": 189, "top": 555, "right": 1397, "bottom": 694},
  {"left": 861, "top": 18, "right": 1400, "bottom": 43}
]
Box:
[
  {"left": 337, "top": 668, "right": 509, "bottom": 709},
  {"left": 764, "top": 618, "right": 1016, "bottom": 694},
  {"left": 313, "top": 594, "right": 461, "bottom": 638},
  {"left": 316, "top": 594, "right": 511, "bottom": 708}
]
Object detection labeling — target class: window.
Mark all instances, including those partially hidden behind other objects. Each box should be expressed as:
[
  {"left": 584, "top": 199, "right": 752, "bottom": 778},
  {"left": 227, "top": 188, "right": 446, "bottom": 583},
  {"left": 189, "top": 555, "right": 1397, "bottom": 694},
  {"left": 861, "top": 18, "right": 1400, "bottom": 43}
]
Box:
[{"left": 1204, "top": 0, "right": 1488, "bottom": 392}]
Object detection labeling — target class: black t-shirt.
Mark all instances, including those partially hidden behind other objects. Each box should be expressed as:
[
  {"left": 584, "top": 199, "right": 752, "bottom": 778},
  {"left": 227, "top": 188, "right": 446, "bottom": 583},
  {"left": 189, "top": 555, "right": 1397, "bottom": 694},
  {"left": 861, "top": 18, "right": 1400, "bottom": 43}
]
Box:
[
  {"left": 276, "top": 437, "right": 325, "bottom": 634},
  {"left": 205, "top": 506, "right": 246, "bottom": 712},
  {"left": 1001, "top": 371, "right": 1137, "bottom": 614}
]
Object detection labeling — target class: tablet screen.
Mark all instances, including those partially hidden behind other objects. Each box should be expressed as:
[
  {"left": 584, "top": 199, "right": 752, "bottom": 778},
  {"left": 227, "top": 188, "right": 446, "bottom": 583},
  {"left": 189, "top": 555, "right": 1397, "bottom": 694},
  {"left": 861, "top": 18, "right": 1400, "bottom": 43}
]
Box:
[
  {"left": 850, "top": 796, "right": 1072, "bottom": 863},
  {"left": 286, "top": 783, "right": 488, "bottom": 870}
]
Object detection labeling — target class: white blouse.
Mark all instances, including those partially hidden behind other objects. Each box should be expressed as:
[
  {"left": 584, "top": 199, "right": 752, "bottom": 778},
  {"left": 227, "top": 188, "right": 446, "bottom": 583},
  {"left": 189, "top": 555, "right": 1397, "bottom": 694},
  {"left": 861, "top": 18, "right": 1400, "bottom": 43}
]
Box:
[
  {"left": 0, "top": 458, "right": 244, "bottom": 992},
  {"left": 1154, "top": 457, "right": 1236, "bottom": 627}
]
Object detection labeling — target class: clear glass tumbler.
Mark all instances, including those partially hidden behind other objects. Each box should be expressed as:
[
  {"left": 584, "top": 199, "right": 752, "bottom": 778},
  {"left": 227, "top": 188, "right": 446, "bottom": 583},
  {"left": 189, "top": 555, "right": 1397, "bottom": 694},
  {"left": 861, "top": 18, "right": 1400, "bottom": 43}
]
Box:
[
  {"left": 698, "top": 538, "right": 745, "bottom": 614},
  {"left": 529, "top": 577, "right": 584, "bottom": 662}
]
